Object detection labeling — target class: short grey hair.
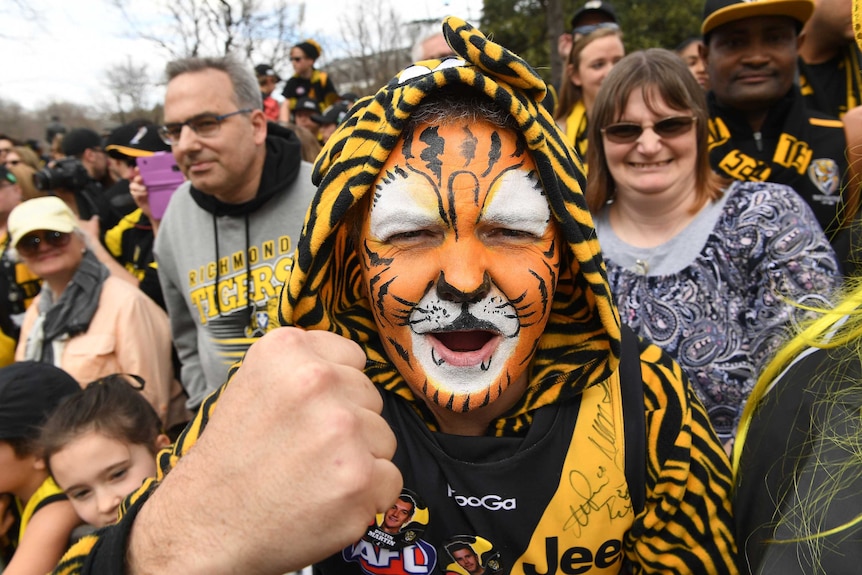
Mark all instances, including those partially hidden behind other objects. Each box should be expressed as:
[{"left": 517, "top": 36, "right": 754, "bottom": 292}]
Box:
[{"left": 165, "top": 56, "right": 263, "bottom": 110}]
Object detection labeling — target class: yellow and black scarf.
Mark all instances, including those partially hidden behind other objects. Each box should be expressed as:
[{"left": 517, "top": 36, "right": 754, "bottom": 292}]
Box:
[
  {"left": 707, "top": 87, "right": 848, "bottom": 238},
  {"left": 563, "top": 99, "right": 589, "bottom": 161}
]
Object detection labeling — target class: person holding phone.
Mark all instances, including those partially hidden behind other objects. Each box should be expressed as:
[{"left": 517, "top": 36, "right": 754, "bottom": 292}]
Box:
[{"left": 80, "top": 121, "right": 181, "bottom": 311}]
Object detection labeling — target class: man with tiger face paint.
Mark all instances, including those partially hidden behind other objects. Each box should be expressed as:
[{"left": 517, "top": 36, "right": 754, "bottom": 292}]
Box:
[
  {"left": 52, "top": 17, "right": 738, "bottom": 575},
  {"left": 358, "top": 117, "right": 560, "bottom": 433}
]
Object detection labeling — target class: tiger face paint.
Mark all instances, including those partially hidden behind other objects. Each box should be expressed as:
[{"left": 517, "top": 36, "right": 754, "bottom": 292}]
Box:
[{"left": 358, "top": 119, "right": 560, "bottom": 418}]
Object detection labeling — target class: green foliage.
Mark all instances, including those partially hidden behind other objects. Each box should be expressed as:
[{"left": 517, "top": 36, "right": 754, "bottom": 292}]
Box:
[
  {"left": 616, "top": 0, "right": 705, "bottom": 52},
  {"left": 480, "top": 0, "right": 553, "bottom": 78},
  {"left": 479, "top": 0, "right": 705, "bottom": 85}
]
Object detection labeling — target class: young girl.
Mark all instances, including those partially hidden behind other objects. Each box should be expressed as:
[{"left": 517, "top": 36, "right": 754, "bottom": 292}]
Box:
[
  {"left": 40, "top": 374, "right": 171, "bottom": 528},
  {"left": 554, "top": 25, "right": 625, "bottom": 164}
]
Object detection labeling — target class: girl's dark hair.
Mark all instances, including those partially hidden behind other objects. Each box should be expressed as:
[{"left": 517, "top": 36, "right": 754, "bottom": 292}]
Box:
[
  {"left": 294, "top": 39, "right": 322, "bottom": 60},
  {"left": 5, "top": 436, "right": 37, "bottom": 457},
  {"left": 674, "top": 36, "right": 704, "bottom": 54},
  {"left": 40, "top": 374, "right": 163, "bottom": 472}
]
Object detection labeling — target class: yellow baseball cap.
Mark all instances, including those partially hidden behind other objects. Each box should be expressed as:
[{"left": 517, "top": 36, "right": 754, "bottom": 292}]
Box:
[{"left": 8, "top": 196, "right": 77, "bottom": 247}]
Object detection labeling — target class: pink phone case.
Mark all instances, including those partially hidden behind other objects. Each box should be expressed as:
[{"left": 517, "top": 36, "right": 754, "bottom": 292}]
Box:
[{"left": 137, "top": 152, "right": 184, "bottom": 219}]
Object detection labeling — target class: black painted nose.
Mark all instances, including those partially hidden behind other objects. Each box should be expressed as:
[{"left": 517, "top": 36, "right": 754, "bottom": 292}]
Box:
[{"left": 435, "top": 270, "right": 491, "bottom": 303}]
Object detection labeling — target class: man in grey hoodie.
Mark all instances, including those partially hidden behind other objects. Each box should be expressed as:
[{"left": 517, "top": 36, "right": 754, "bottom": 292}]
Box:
[{"left": 155, "top": 55, "right": 317, "bottom": 410}]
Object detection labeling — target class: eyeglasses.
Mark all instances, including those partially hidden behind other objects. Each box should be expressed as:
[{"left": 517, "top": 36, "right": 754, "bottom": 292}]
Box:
[
  {"left": 601, "top": 115, "right": 696, "bottom": 144},
  {"left": 16, "top": 230, "right": 72, "bottom": 257},
  {"left": 158, "top": 109, "right": 254, "bottom": 145},
  {"left": 572, "top": 22, "right": 619, "bottom": 37}
]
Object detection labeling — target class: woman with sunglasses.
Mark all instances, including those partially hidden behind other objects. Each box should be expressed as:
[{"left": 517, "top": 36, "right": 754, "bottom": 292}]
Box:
[
  {"left": 585, "top": 49, "right": 840, "bottom": 450},
  {"left": 5, "top": 146, "right": 41, "bottom": 171},
  {"left": 8, "top": 197, "right": 176, "bottom": 426},
  {"left": 554, "top": 24, "right": 624, "bottom": 165},
  {"left": 278, "top": 38, "right": 340, "bottom": 125}
]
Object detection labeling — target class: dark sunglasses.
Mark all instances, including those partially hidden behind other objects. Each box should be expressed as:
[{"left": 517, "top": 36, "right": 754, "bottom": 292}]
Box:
[
  {"left": 601, "top": 115, "right": 696, "bottom": 144},
  {"left": 16, "top": 230, "right": 72, "bottom": 257},
  {"left": 572, "top": 22, "right": 619, "bottom": 37}
]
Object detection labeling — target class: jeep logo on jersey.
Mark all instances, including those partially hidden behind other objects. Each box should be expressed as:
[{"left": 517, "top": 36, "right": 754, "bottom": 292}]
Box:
[
  {"left": 522, "top": 537, "right": 622, "bottom": 574},
  {"left": 343, "top": 538, "right": 437, "bottom": 575},
  {"left": 447, "top": 485, "right": 517, "bottom": 510}
]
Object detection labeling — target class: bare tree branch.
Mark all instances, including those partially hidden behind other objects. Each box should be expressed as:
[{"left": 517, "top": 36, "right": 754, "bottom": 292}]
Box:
[
  {"left": 103, "top": 57, "right": 152, "bottom": 123},
  {"left": 332, "top": 0, "right": 411, "bottom": 95},
  {"left": 109, "top": 0, "right": 302, "bottom": 63}
]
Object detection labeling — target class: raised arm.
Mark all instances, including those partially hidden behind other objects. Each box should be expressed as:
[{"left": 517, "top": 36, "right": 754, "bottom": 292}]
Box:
[{"left": 54, "top": 328, "right": 403, "bottom": 575}]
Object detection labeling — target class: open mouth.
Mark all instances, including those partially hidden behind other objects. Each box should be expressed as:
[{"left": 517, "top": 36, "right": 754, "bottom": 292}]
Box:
[
  {"left": 429, "top": 330, "right": 500, "bottom": 368},
  {"left": 433, "top": 330, "right": 495, "bottom": 351}
]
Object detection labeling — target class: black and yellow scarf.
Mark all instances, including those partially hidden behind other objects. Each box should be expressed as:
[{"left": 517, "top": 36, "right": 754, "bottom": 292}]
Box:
[
  {"left": 707, "top": 87, "right": 848, "bottom": 238},
  {"left": 563, "top": 99, "right": 589, "bottom": 161}
]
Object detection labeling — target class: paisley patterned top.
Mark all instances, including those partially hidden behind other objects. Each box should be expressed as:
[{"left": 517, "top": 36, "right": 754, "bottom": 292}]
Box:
[{"left": 596, "top": 181, "right": 840, "bottom": 441}]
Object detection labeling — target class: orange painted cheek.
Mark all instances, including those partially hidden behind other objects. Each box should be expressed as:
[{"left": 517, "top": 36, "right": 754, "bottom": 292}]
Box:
[
  {"left": 375, "top": 248, "right": 443, "bottom": 295},
  {"left": 487, "top": 246, "right": 558, "bottom": 298}
]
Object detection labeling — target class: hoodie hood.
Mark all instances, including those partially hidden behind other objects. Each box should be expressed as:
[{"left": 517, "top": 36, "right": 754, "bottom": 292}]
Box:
[
  {"left": 189, "top": 122, "right": 303, "bottom": 216},
  {"left": 281, "top": 16, "right": 621, "bottom": 435}
]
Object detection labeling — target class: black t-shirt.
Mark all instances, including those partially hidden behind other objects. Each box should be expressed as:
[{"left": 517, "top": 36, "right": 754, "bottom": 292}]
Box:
[
  {"left": 104, "top": 179, "right": 138, "bottom": 221},
  {"left": 799, "top": 47, "right": 862, "bottom": 118}
]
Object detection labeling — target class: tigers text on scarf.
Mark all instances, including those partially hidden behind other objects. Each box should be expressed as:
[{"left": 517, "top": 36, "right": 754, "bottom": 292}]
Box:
[{"left": 707, "top": 87, "right": 848, "bottom": 237}]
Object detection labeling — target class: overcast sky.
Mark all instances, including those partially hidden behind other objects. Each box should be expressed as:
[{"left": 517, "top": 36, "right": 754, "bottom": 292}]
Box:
[{"left": 0, "top": 0, "right": 482, "bottom": 112}]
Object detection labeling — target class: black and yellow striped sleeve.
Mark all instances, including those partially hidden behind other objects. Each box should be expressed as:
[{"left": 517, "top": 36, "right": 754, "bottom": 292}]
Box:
[{"left": 625, "top": 340, "right": 738, "bottom": 574}]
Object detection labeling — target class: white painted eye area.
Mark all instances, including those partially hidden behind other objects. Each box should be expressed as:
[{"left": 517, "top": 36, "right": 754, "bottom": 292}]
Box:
[
  {"left": 481, "top": 170, "right": 550, "bottom": 240},
  {"left": 369, "top": 195, "right": 442, "bottom": 245}
]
